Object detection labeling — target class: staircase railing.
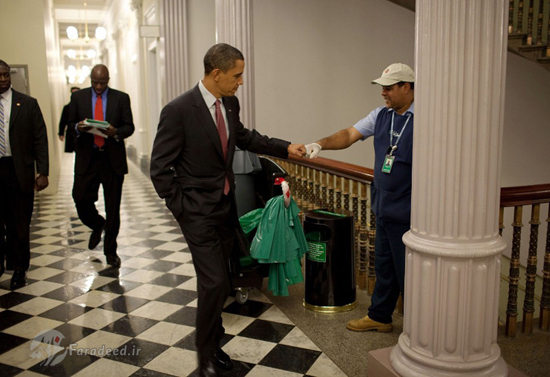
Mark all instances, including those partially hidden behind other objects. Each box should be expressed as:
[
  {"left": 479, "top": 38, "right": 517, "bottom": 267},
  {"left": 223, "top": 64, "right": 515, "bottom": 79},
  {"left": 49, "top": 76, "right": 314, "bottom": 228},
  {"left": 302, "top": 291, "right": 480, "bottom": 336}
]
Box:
[
  {"left": 508, "top": 0, "right": 550, "bottom": 68},
  {"left": 500, "top": 184, "right": 550, "bottom": 337},
  {"left": 272, "top": 155, "right": 550, "bottom": 338}
]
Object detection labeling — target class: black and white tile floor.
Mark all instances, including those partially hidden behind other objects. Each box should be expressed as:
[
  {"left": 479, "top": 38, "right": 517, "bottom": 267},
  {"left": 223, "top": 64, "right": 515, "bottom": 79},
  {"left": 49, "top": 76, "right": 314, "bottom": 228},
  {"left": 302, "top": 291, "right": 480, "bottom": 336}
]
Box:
[{"left": 0, "top": 154, "right": 346, "bottom": 377}]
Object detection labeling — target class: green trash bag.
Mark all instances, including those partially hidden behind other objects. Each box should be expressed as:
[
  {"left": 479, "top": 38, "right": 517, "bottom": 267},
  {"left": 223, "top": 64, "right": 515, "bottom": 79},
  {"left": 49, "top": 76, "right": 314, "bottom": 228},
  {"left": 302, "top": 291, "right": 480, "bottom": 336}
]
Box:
[
  {"left": 249, "top": 195, "right": 308, "bottom": 296},
  {"left": 239, "top": 208, "right": 264, "bottom": 236}
]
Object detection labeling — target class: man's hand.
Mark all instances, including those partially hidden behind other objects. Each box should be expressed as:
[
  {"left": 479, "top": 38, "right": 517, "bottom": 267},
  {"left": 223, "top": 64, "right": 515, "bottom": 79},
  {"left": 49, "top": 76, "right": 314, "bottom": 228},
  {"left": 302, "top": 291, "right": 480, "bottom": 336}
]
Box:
[
  {"left": 35, "top": 174, "right": 49, "bottom": 192},
  {"left": 77, "top": 120, "right": 92, "bottom": 132},
  {"left": 100, "top": 125, "right": 117, "bottom": 138},
  {"left": 305, "top": 143, "right": 322, "bottom": 158},
  {"left": 59, "top": 135, "right": 65, "bottom": 142},
  {"left": 288, "top": 143, "right": 306, "bottom": 157}
]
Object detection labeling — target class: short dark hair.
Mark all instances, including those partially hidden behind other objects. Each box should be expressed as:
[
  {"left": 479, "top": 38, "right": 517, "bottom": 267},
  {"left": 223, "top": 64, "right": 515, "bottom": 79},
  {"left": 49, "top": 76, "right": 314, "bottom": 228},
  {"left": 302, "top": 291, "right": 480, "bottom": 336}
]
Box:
[
  {"left": 397, "top": 81, "right": 414, "bottom": 90},
  {"left": 203, "top": 43, "right": 244, "bottom": 75},
  {"left": 0, "top": 60, "right": 10, "bottom": 70}
]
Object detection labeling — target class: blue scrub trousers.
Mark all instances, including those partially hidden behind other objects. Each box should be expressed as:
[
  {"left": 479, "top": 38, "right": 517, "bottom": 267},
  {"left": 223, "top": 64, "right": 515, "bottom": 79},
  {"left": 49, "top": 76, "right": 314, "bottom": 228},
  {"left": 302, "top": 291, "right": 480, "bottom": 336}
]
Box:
[{"left": 367, "top": 216, "right": 410, "bottom": 324}]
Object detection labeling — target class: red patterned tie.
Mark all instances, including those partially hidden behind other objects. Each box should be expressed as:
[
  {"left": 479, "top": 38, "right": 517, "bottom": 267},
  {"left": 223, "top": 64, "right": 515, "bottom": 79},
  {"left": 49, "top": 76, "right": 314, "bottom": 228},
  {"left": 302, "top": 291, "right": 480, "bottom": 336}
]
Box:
[
  {"left": 215, "top": 100, "right": 230, "bottom": 195},
  {"left": 94, "top": 95, "right": 105, "bottom": 148}
]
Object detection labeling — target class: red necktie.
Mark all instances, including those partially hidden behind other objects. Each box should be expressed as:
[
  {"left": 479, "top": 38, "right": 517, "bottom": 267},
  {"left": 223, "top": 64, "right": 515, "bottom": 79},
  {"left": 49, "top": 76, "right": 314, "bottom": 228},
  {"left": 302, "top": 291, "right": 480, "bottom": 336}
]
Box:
[
  {"left": 94, "top": 95, "right": 105, "bottom": 148},
  {"left": 215, "top": 100, "right": 230, "bottom": 195}
]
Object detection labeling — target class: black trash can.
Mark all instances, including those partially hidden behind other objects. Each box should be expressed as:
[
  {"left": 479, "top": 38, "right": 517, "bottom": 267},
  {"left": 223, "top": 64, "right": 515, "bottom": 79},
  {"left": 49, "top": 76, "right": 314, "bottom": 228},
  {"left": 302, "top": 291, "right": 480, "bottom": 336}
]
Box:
[
  {"left": 233, "top": 148, "right": 263, "bottom": 217},
  {"left": 303, "top": 209, "right": 356, "bottom": 313}
]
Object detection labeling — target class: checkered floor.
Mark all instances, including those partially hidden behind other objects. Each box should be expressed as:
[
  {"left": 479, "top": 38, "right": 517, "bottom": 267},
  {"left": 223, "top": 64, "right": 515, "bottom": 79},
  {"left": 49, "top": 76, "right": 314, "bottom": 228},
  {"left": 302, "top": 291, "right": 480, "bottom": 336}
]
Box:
[{"left": 0, "top": 154, "right": 347, "bottom": 377}]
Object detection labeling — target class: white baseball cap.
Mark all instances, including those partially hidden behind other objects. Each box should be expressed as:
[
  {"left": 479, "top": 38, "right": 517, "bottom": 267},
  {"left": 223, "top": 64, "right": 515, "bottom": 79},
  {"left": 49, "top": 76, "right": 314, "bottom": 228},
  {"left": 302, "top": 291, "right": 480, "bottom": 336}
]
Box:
[{"left": 371, "top": 63, "right": 415, "bottom": 86}]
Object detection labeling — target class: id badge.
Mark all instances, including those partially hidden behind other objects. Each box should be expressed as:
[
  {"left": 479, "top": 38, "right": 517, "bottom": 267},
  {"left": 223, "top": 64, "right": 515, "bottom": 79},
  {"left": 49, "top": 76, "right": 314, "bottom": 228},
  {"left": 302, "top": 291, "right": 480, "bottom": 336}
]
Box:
[{"left": 382, "top": 155, "right": 395, "bottom": 174}]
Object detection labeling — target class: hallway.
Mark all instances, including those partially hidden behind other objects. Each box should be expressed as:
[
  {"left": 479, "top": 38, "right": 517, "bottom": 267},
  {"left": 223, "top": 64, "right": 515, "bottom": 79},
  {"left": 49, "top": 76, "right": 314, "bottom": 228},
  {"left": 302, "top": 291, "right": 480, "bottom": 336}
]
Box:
[{"left": 0, "top": 153, "right": 346, "bottom": 377}]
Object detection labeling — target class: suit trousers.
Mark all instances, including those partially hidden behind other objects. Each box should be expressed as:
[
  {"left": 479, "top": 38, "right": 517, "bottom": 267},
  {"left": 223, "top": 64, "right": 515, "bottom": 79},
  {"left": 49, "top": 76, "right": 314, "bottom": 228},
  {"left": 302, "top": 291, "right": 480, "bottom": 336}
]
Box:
[
  {"left": 178, "top": 193, "right": 236, "bottom": 361},
  {"left": 0, "top": 157, "right": 34, "bottom": 271},
  {"left": 368, "top": 216, "right": 409, "bottom": 324},
  {"left": 72, "top": 149, "right": 124, "bottom": 255}
]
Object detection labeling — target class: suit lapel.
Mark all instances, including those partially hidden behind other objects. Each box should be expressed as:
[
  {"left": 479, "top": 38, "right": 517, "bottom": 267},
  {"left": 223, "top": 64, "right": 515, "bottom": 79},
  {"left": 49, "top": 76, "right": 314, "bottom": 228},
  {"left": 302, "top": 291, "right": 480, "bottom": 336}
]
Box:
[
  {"left": 222, "top": 97, "right": 236, "bottom": 161},
  {"left": 83, "top": 89, "right": 93, "bottom": 120},
  {"left": 8, "top": 90, "right": 23, "bottom": 130},
  {"left": 191, "top": 86, "right": 225, "bottom": 160},
  {"left": 105, "top": 88, "right": 114, "bottom": 122}
]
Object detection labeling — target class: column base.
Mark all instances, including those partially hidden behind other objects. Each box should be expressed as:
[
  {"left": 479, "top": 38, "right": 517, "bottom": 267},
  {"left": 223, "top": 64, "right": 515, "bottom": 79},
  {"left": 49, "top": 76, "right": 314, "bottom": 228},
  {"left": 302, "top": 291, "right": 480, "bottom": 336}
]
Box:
[
  {"left": 389, "top": 338, "right": 512, "bottom": 377},
  {"left": 368, "top": 346, "right": 527, "bottom": 377}
]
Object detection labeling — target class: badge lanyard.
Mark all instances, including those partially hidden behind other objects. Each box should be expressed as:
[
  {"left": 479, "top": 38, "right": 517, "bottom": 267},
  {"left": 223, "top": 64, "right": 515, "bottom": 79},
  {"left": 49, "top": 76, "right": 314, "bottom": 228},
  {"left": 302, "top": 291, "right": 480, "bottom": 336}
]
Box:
[{"left": 382, "top": 111, "right": 411, "bottom": 174}]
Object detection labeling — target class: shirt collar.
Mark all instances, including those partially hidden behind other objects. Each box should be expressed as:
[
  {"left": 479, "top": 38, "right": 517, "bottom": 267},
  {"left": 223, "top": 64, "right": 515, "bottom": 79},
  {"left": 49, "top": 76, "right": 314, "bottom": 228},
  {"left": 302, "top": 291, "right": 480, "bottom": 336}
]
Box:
[
  {"left": 199, "top": 80, "right": 218, "bottom": 108},
  {"left": 0, "top": 88, "right": 12, "bottom": 102},
  {"left": 388, "top": 102, "right": 415, "bottom": 115},
  {"left": 92, "top": 87, "right": 109, "bottom": 100}
]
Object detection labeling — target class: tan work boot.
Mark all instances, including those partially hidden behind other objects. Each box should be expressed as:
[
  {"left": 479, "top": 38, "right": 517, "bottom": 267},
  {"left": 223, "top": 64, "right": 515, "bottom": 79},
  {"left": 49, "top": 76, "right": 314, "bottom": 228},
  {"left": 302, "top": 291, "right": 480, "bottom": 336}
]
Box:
[{"left": 346, "top": 315, "right": 393, "bottom": 332}]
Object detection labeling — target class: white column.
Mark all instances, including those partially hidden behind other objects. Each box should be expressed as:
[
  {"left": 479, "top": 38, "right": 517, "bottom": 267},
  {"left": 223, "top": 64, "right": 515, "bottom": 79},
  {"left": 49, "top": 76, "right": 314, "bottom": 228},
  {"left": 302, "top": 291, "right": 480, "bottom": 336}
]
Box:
[
  {"left": 215, "top": 0, "right": 255, "bottom": 129},
  {"left": 159, "top": 0, "right": 189, "bottom": 103},
  {"left": 390, "top": 1, "right": 509, "bottom": 376}
]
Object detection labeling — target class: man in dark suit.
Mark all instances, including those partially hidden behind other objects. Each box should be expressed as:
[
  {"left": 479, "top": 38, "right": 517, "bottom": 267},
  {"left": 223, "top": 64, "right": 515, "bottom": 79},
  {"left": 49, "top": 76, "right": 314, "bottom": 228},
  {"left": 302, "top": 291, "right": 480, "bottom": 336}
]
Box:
[
  {"left": 58, "top": 86, "right": 80, "bottom": 153},
  {"left": 0, "top": 60, "right": 49, "bottom": 289},
  {"left": 150, "top": 43, "right": 305, "bottom": 376},
  {"left": 69, "top": 64, "right": 134, "bottom": 268}
]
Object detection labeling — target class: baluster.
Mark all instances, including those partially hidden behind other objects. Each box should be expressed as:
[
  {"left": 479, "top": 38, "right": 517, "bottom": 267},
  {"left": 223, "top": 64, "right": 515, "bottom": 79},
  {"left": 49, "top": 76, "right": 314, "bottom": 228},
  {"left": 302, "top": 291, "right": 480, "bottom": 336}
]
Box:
[
  {"left": 288, "top": 162, "right": 297, "bottom": 201},
  {"left": 518, "top": 0, "right": 525, "bottom": 33},
  {"left": 314, "top": 170, "right": 321, "bottom": 208},
  {"left": 296, "top": 165, "right": 304, "bottom": 211},
  {"left": 308, "top": 168, "right": 315, "bottom": 210},
  {"left": 301, "top": 167, "right": 309, "bottom": 211},
  {"left": 351, "top": 181, "right": 359, "bottom": 283},
  {"left": 522, "top": 204, "right": 540, "bottom": 335},
  {"left": 368, "top": 208, "right": 376, "bottom": 295},
  {"left": 352, "top": 181, "right": 359, "bottom": 234},
  {"left": 294, "top": 165, "right": 302, "bottom": 209},
  {"left": 536, "top": 0, "right": 544, "bottom": 44},
  {"left": 540, "top": 204, "right": 550, "bottom": 331},
  {"left": 527, "top": 0, "right": 534, "bottom": 44},
  {"left": 328, "top": 174, "right": 335, "bottom": 212},
  {"left": 499, "top": 206, "right": 505, "bottom": 236},
  {"left": 290, "top": 163, "right": 300, "bottom": 204},
  {"left": 343, "top": 179, "right": 350, "bottom": 211},
  {"left": 321, "top": 171, "right": 328, "bottom": 209},
  {"left": 509, "top": 0, "right": 515, "bottom": 33},
  {"left": 505, "top": 205, "right": 523, "bottom": 337},
  {"left": 335, "top": 177, "right": 342, "bottom": 209},
  {"left": 358, "top": 183, "right": 368, "bottom": 290}
]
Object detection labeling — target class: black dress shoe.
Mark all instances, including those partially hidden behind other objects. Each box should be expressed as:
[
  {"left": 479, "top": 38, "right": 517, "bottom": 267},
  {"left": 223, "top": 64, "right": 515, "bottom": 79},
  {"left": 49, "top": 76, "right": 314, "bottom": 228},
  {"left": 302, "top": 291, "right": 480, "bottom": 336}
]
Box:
[
  {"left": 213, "top": 348, "right": 233, "bottom": 371},
  {"left": 10, "top": 270, "right": 27, "bottom": 290},
  {"left": 106, "top": 254, "right": 121, "bottom": 268},
  {"left": 199, "top": 359, "right": 218, "bottom": 376},
  {"left": 88, "top": 223, "right": 105, "bottom": 250}
]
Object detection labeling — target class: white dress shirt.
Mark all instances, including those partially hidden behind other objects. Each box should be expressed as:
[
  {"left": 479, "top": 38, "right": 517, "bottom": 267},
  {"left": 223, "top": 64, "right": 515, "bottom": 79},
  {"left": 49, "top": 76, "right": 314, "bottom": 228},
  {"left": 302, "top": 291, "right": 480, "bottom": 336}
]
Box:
[
  {"left": 0, "top": 88, "right": 13, "bottom": 156},
  {"left": 198, "top": 80, "right": 230, "bottom": 137}
]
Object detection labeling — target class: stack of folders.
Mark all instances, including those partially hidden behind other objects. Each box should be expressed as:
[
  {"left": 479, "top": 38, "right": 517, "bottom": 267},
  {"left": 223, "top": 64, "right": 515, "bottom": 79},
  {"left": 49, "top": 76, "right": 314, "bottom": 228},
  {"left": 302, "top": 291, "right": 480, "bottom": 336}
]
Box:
[{"left": 83, "top": 119, "right": 110, "bottom": 129}]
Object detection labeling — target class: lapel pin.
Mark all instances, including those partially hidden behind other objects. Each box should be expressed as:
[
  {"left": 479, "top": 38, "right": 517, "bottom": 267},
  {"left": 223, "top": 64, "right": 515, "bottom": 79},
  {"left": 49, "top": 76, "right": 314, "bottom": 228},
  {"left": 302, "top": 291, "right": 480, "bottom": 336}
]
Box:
[{"left": 16, "top": 103, "right": 21, "bottom": 106}]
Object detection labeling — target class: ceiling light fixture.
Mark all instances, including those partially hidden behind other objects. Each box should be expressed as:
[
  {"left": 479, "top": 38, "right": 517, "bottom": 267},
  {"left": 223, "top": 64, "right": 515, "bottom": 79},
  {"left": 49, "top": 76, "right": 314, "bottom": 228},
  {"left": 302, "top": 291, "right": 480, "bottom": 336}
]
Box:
[{"left": 64, "top": 2, "right": 107, "bottom": 45}]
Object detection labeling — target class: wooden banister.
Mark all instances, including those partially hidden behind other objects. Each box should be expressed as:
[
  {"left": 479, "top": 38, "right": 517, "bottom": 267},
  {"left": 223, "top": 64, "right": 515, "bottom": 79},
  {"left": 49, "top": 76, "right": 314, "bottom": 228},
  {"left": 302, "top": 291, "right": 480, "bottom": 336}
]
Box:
[
  {"left": 288, "top": 155, "right": 374, "bottom": 183},
  {"left": 500, "top": 184, "right": 550, "bottom": 207}
]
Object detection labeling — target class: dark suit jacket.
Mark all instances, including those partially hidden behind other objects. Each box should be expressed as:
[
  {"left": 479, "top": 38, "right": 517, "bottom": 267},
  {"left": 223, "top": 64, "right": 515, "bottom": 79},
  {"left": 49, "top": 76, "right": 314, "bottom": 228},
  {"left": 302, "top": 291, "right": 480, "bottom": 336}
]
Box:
[
  {"left": 68, "top": 87, "right": 134, "bottom": 175},
  {"left": 58, "top": 103, "right": 75, "bottom": 152},
  {"left": 150, "top": 84, "right": 290, "bottom": 221},
  {"left": 8, "top": 89, "right": 49, "bottom": 193}
]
